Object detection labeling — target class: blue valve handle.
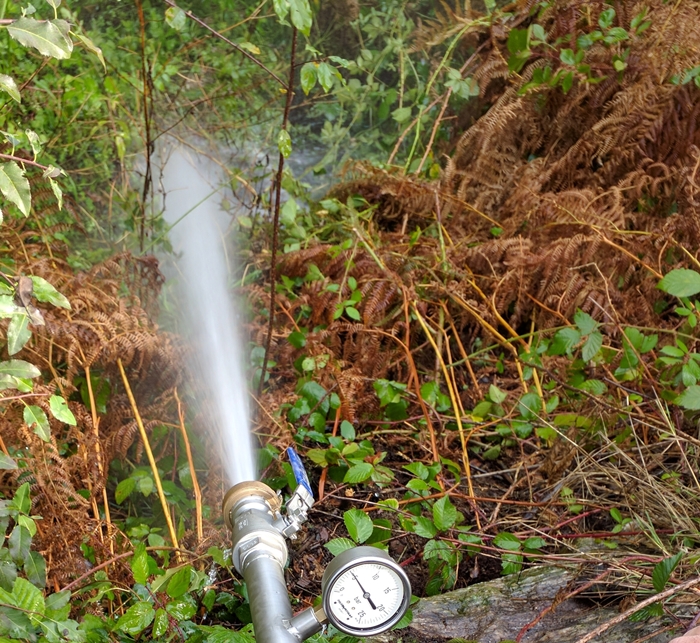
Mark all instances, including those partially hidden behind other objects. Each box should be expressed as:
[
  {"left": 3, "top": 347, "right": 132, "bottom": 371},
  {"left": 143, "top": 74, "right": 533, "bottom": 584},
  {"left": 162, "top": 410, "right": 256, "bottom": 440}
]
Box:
[{"left": 287, "top": 446, "right": 313, "bottom": 498}]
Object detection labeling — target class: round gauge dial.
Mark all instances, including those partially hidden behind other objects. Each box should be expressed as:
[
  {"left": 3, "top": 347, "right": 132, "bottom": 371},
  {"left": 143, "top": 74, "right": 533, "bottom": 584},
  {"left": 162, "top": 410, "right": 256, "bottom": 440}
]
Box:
[{"left": 321, "top": 547, "right": 411, "bottom": 637}]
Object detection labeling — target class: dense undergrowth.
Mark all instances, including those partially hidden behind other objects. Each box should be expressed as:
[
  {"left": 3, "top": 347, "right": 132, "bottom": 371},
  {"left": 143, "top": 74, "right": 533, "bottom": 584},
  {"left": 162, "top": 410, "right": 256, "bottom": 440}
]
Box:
[{"left": 0, "top": 0, "right": 700, "bottom": 642}]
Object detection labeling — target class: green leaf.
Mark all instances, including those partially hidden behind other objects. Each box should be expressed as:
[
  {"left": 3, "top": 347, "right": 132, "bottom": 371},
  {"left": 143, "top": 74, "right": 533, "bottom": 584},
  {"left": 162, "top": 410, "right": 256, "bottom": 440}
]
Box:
[
  {"left": 165, "top": 6, "right": 186, "bottom": 30},
  {"left": 117, "top": 601, "right": 155, "bottom": 636},
  {"left": 131, "top": 543, "right": 149, "bottom": 585},
  {"left": 413, "top": 516, "right": 438, "bottom": 538},
  {"left": 433, "top": 495, "right": 458, "bottom": 531},
  {"left": 559, "top": 48, "right": 576, "bottom": 65},
  {"left": 518, "top": 392, "right": 542, "bottom": 420},
  {"left": 0, "top": 606, "right": 33, "bottom": 639},
  {"left": 549, "top": 327, "right": 581, "bottom": 355},
  {"left": 493, "top": 532, "right": 522, "bottom": 551},
  {"left": 392, "top": 106, "right": 412, "bottom": 123},
  {"left": 339, "top": 420, "right": 355, "bottom": 441},
  {"left": 277, "top": 129, "right": 292, "bottom": 159},
  {"left": 581, "top": 331, "right": 603, "bottom": 362},
  {"left": 324, "top": 537, "right": 355, "bottom": 556},
  {"left": 652, "top": 552, "right": 683, "bottom": 593},
  {"left": 7, "top": 18, "right": 73, "bottom": 60},
  {"left": 316, "top": 62, "right": 334, "bottom": 92},
  {"left": 343, "top": 508, "right": 373, "bottom": 543},
  {"left": 7, "top": 313, "right": 31, "bottom": 356},
  {"left": 12, "top": 483, "right": 31, "bottom": 514},
  {"left": 598, "top": 6, "right": 615, "bottom": 29},
  {"left": 73, "top": 32, "right": 106, "bottom": 70},
  {"left": 488, "top": 384, "right": 507, "bottom": 404},
  {"left": 165, "top": 595, "right": 196, "bottom": 620},
  {"left": 345, "top": 306, "right": 361, "bottom": 321},
  {"left": 12, "top": 577, "right": 44, "bottom": 620},
  {"left": 0, "top": 554, "right": 17, "bottom": 591},
  {"left": 658, "top": 269, "right": 700, "bottom": 298},
  {"left": 288, "top": 0, "right": 312, "bottom": 36},
  {"left": 115, "top": 477, "right": 136, "bottom": 504},
  {"left": 0, "top": 360, "right": 40, "bottom": 379},
  {"left": 8, "top": 526, "right": 31, "bottom": 564},
  {"left": 23, "top": 551, "right": 46, "bottom": 588},
  {"left": 676, "top": 385, "right": 700, "bottom": 410},
  {"left": 0, "top": 75, "right": 20, "bottom": 103},
  {"left": 152, "top": 608, "right": 168, "bottom": 637},
  {"left": 300, "top": 62, "right": 317, "bottom": 95},
  {"left": 272, "top": 0, "right": 289, "bottom": 22},
  {"left": 344, "top": 462, "right": 373, "bottom": 483},
  {"left": 574, "top": 310, "right": 597, "bottom": 335},
  {"left": 166, "top": 565, "right": 192, "bottom": 599},
  {"left": 23, "top": 405, "right": 50, "bottom": 442},
  {"left": 30, "top": 276, "right": 70, "bottom": 309},
  {"left": 49, "top": 395, "right": 76, "bottom": 425},
  {"left": 0, "top": 162, "right": 31, "bottom": 217},
  {"left": 0, "top": 453, "right": 17, "bottom": 470}
]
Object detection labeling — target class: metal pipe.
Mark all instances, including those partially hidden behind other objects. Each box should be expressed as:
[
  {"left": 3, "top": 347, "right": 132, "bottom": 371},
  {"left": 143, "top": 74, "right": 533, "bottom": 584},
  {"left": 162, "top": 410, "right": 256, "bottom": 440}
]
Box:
[{"left": 223, "top": 480, "right": 322, "bottom": 643}]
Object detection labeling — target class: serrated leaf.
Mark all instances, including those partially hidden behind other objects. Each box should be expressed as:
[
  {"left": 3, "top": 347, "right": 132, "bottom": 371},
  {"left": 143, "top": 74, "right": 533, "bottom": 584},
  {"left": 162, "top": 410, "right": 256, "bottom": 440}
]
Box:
[
  {"left": 7, "top": 18, "right": 73, "bottom": 60},
  {"left": 277, "top": 129, "right": 292, "bottom": 158},
  {"left": 343, "top": 462, "right": 373, "bottom": 483},
  {"left": 413, "top": 516, "right": 438, "bottom": 538},
  {"left": 432, "top": 495, "right": 457, "bottom": 531},
  {"left": 288, "top": 0, "right": 312, "bottom": 36},
  {"left": 300, "top": 62, "right": 317, "bottom": 95},
  {"left": 131, "top": 543, "right": 149, "bottom": 585},
  {"left": 166, "top": 565, "right": 192, "bottom": 599},
  {"left": 49, "top": 395, "right": 76, "bottom": 425},
  {"left": 676, "top": 385, "right": 700, "bottom": 410},
  {"left": 582, "top": 331, "right": 603, "bottom": 361},
  {"left": 658, "top": 269, "right": 700, "bottom": 297},
  {"left": 0, "top": 360, "right": 40, "bottom": 379},
  {"left": 574, "top": 309, "right": 597, "bottom": 335},
  {"left": 493, "top": 532, "right": 522, "bottom": 551},
  {"left": 165, "top": 6, "right": 186, "bottom": 31},
  {"left": 23, "top": 405, "right": 50, "bottom": 442},
  {"left": 116, "top": 601, "right": 155, "bottom": 636},
  {"left": 0, "top": 162, "right": 31, "bottom": 217},
  {"left": 73, "top": 32, "right": 105, "bottom": 70},
  {"left": 165, "top": 595, "right": 196, "bottom": 620},
  {"left": 29, "top": 276, "right": 70, "bottom": 309},
  {"left": 7, "top": 313, "right": 31, "bottom": 355},
  {"left": 652, "top": 552, "right": 682, "bottom": 593},
  {"left": 343, "top": 508, "right": 373, "bottom": 543},
  {"left": 23, "top": 551, "right": 46, "bottom": 588},
  {"left": 0, "top": 75, "right": 20, "bottom": 103},
  {"left": 324, "top": 537, "right": 355, "bottom": 556}
]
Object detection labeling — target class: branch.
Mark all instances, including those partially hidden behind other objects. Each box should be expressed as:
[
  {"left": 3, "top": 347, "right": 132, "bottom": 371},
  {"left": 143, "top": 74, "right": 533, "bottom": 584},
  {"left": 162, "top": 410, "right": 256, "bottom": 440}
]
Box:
[
  {"left": 161, "top": 0, "right": 286, "bottom": 87},
  {"left": 0, "top": 153, "right": 50, "bottom": 171}
]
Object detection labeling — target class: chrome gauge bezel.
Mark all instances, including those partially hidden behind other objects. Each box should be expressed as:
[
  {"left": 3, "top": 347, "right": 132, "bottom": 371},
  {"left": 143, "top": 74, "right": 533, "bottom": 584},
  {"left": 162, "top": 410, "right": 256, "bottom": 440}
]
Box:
[{"left": 321, "top": 546, "right": 411, "bottom": 637}]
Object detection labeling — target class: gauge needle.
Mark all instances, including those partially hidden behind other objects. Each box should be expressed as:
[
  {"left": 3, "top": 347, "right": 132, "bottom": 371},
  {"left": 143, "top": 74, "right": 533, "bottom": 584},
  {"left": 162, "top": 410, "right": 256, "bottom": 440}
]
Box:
[{"left": 351, "top": 572, "right": 377, "bottom": 610}]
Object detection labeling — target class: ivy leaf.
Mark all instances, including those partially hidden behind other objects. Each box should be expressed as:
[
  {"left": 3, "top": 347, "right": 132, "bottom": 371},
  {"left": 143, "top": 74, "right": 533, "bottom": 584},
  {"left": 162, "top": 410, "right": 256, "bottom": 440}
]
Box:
[
  {"left": 30, "top": 276, "right": 71, "bottom": 309},
  {"left": 433, "top": 495, "right": 458, "bottom": 531},
  {"left": 23, "top": 405, "right": 50, "bottom": 442},
  {"left": 0, "top": 162, "right": 31, "bottom": 216},
  {"left": 0, "top": 74, "right": 21, "bottom": 103},
  {"left": 165, "top": 6, "right": 186, "bottom": 31},
  {"left": 277, "top": 129, "right": 292, "bottom": 159},
  {"left": 288, "top": 0, "right": 312, "bottom": 36},
  {"left": 49, "top": 395, "right": 76, "bottom": 425},
  {"left": 7, "top": 18, "right": 73, "bottom": 60},
  {"left": 343, "top": 508, "right": 373, "bottom": 543},
  {"left": 0, "top": 360, "right": 40, "bottom": 379},
  {"left": 300, "top": 62, "right": 317, "bottom": 95},
  {"left": 324, "top": 537, "right": 355, "bottom": 556},
  {"left": 658, "top": 269, "right": 700, "bottom": 298},
  {"left": 7, "top": 313, "right": 31, "bottom": 355},
  {"left": 116, "top": 601, "right": 155, "bottom": 636}
]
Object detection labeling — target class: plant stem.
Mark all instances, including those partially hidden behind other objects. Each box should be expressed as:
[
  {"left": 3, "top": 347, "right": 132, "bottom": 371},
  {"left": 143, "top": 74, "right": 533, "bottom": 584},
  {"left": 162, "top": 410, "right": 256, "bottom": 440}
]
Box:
[{"left": 258, "top": 26, "right": 297, "bottom": 398}]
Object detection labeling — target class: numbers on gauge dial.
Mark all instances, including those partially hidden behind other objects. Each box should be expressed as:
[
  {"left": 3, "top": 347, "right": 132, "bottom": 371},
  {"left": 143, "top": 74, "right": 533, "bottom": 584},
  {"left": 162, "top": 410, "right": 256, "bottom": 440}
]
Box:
[{"left": 328, "top": 563, "right": 404, "bottom": 630}]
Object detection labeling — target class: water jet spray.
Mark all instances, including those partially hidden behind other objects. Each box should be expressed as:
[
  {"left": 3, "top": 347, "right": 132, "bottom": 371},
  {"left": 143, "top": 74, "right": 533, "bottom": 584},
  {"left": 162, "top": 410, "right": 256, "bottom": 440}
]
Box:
[{"left": 223, "top": 448, "right": 411, "bottom": 643}]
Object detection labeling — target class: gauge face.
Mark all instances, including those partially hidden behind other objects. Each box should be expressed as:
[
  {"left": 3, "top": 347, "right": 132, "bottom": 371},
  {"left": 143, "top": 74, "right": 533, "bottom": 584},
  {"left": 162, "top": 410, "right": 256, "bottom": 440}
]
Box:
[{"left": 322, "top": 547, "right": 410, "bottom": 636}]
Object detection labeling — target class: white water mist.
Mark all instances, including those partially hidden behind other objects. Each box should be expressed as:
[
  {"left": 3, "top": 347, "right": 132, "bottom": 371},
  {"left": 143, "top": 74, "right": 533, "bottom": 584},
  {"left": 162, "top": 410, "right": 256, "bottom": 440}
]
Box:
[{"left": 160, "top": 147, "right": 255, "bottom": 485}]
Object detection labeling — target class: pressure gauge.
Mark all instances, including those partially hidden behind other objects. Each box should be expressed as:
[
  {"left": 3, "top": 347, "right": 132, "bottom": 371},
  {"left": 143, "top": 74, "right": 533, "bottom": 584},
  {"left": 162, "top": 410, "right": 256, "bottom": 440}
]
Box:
[{"left": 321, "top": 546, "right": 411, "bottom": 637}]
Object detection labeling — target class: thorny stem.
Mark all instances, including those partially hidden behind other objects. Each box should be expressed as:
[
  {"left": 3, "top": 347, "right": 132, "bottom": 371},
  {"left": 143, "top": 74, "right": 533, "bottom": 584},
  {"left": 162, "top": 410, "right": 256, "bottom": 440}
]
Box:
[
  {"left": 258, "top": 27, "right": 297, "bottom": 398},
  {"left": 161, "top": 0, "right": 286, "bottom": 88}
]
